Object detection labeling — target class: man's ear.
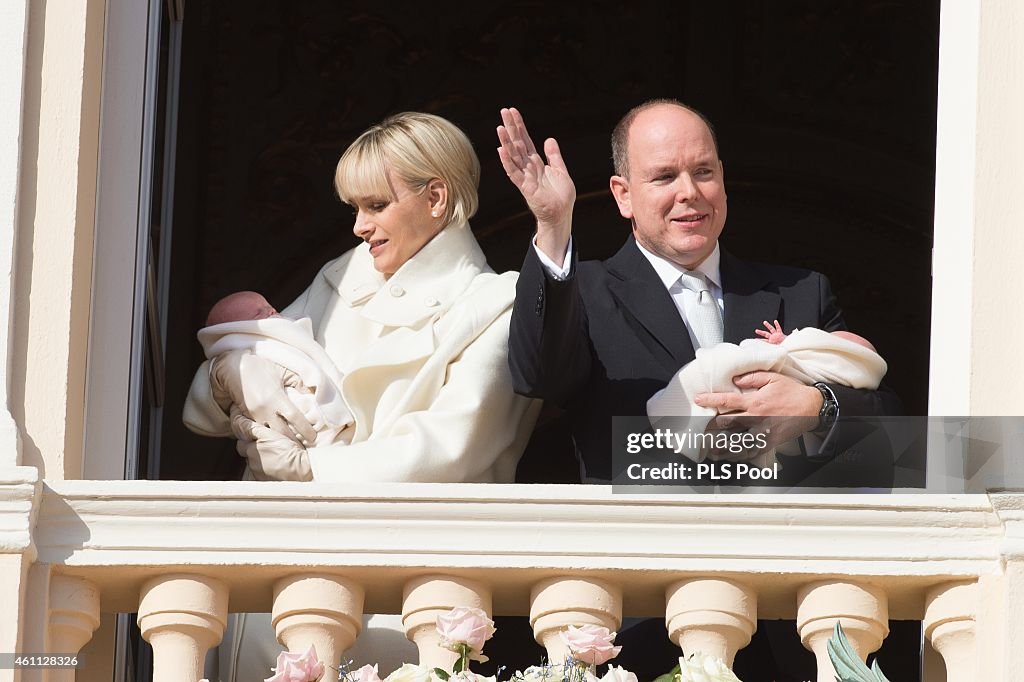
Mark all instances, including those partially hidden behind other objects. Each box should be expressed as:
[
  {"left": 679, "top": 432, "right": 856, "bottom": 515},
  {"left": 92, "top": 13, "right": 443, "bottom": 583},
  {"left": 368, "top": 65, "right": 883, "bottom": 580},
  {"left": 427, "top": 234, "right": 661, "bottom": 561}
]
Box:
[
  {"left": 609, "top": 175, "right": 633, "bottom": 219},
  {"left": 427, "top": 178, "right": 448, "bottom": 217}
]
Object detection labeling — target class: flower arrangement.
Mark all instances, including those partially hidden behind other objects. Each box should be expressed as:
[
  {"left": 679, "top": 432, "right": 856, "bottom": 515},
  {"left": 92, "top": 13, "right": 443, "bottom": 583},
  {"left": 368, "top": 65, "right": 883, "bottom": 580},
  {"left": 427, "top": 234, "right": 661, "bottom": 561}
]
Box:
[{"left": 249, "top": 608, "right": 889, "bottom": 682}]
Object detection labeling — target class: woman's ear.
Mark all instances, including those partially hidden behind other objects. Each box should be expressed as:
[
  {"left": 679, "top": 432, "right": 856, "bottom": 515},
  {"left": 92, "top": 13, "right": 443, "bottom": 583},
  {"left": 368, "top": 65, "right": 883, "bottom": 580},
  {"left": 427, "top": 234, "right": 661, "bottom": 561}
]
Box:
[{"left": 427, "top": 178, "right": 448, "bottom": 219}]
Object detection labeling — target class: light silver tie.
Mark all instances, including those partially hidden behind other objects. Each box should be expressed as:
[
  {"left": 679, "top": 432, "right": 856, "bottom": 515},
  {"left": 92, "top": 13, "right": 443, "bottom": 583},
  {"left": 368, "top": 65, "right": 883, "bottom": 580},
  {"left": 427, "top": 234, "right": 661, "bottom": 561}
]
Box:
[{"left": 679, "top": 271, "right": 723, "bottom": 348}]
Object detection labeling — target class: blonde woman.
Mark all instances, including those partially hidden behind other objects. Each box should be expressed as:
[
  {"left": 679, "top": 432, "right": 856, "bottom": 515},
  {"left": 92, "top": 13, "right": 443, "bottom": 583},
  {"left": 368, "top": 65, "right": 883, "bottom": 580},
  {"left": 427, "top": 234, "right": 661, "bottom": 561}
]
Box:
[
  {"left": 185, "top": 112, "right": 541, "bottom": 680},
  {"left": 184, "top": 112, "right": 540, "bottom": 483}
]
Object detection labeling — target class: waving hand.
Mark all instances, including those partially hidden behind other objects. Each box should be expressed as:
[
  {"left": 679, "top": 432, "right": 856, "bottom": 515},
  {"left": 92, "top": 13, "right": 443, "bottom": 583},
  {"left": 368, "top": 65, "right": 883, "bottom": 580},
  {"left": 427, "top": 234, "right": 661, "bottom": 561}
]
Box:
[{"left": 497, "top": 107, "right": 576, "bottom": 263}]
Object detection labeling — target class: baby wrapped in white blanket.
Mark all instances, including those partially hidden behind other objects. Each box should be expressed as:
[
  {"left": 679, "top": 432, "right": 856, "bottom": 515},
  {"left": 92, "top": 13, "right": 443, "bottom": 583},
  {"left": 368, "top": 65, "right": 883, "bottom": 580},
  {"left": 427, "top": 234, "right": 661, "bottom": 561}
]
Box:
[
  {"left": 647, "top": 323, "right": 887, "bottom": 461},
  {"left": 185, "top": 291, "right": 352, "bottom": 447}
]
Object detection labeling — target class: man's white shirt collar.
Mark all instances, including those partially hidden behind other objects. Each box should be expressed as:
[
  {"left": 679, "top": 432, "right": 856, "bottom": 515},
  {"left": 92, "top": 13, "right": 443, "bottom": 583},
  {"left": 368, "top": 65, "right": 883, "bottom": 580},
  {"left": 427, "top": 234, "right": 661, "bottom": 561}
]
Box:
[{"left": 634, "top": 239, "right": 722, "bottom": 293}]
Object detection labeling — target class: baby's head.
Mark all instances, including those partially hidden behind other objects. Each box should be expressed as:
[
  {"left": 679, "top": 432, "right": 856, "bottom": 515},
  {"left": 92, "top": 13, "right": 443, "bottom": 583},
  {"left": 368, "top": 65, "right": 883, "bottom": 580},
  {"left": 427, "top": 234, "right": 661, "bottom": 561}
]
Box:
[
  {"left": 206, "top": 291, "right": 278, "bottom": 326},
  {"left": 832, "top": 330, "right": 877, "bottom": 353}
]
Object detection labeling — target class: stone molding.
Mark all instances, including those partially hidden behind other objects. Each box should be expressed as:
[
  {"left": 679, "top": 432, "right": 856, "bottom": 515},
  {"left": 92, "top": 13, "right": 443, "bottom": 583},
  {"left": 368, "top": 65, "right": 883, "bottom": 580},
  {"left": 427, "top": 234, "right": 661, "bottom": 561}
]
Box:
[
  {"left": 0, "top": 467, "right": 40, "bottom": 556},
  {"left": 989, "top": 493, "right": 1024, "bottom": 561},
  {"left": 31, "top": 481, "right": 1006, "bottom": 615},
  {"left": 34, "top": 482, "right": 1000, "bottom": 568}
]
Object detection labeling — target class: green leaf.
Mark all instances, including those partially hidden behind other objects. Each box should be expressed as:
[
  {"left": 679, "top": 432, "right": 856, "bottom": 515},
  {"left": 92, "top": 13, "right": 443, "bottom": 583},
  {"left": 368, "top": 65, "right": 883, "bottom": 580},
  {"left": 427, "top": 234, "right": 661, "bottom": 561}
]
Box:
[
  {"left": 869, "top": 660, "right": 891, "bottom": 682},
  {"left": 826, "top": 622, "right": 888, "bottom": 682},
  {"left": 433, "top": 668, "right": 451, "bottom": 681},
  {"left": 651, "top": 663, "right": 680, "bottom": 682}
]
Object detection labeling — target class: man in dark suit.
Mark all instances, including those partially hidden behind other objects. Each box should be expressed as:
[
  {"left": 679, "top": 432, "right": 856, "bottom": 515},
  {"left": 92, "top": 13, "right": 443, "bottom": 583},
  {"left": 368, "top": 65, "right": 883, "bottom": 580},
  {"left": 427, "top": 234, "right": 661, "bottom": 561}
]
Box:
[
  {"left": 492, "top": 100, "right": 909, "bottom": 681},
  {"left": 497, "top": 100, "right": 900, "bottom": 483}
]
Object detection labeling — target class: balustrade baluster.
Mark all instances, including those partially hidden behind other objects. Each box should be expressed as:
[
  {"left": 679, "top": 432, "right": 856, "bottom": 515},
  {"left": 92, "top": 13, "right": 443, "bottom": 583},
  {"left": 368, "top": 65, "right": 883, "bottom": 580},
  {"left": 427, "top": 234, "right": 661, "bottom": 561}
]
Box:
[
  {"left": 272, "top": 574, "right": 365, "bottom": 674},
  {"left": 923, "top": 581, "right": 976, "bottom": 682},
  {"left": 402, "top": 575, "right": 492, "bottom": 669},
  {"left": 529, "top": 577, "right": 622, "bottom": 665},
  {"left": 796, "top": 580, "right": 888, "bottom": 682},
  {"left": 665, "top": 578, "right": 756, "bottom": 668},
  {"left": 138, "top": 574, "right": 228, "bottom": 682},
  {"left": 48, "top": 575, "right": 100, "bottom": 682}
]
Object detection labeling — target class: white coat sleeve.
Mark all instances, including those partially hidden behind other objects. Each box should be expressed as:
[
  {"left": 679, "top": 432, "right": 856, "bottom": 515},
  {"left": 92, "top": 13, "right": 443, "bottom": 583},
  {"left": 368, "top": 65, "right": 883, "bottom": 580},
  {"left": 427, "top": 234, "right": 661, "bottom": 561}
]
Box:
[{"left": 306, "top": 310, "right": 541, "bottom": 483}]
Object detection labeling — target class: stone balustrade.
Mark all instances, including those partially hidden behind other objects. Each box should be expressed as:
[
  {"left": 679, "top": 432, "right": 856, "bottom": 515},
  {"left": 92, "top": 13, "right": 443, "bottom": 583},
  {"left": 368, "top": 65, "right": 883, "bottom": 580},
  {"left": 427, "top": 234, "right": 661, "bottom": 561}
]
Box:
[{"left": 10, "top": 481, "right": 1024, "bottom": 681}]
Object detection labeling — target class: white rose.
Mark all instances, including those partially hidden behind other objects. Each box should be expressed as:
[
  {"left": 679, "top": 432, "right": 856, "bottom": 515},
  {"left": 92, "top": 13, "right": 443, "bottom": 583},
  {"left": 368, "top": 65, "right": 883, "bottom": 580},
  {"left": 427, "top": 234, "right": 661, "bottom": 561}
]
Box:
[
  {"left": 676, "top": 652, "right": 742, "bottom": 682},
  {"left": 599, "top": 666, "right": 638, "bottom": 682},
  {"left": 385, "top": 663, "right": 434, "bottom": 682}
]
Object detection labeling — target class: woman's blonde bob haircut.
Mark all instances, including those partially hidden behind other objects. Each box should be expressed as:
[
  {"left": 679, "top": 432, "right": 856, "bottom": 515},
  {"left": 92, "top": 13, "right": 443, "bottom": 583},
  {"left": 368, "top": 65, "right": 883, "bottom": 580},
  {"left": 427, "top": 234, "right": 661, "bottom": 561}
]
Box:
[{"left": 335, "top": 112, "right": 480, "bottom": 228}]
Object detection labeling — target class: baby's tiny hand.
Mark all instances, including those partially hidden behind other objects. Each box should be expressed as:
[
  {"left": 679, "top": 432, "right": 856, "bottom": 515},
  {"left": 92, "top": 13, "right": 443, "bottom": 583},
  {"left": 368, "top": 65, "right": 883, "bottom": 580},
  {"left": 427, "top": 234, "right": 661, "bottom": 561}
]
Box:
[{"left": 755, "top": 319, "right": 787, "bottom": 344}]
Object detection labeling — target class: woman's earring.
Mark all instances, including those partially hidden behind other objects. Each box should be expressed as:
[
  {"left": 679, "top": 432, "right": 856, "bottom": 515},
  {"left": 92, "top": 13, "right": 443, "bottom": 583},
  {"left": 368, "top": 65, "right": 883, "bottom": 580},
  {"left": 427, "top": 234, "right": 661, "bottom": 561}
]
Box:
[{"left": 431, "top": 210, "right": 440, "bottom": 218}]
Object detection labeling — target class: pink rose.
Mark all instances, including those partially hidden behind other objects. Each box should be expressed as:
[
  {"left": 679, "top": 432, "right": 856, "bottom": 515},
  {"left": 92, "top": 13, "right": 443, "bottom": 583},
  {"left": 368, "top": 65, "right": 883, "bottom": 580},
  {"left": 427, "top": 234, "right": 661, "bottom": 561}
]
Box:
[
  {"left": 559, "top": 625, "right": 622, "bottom": 665},
  {"left": 436, "top": 607, "right": 497, "bottom": 654},
  {"left": 353, "top": 664, "right": 383, "bottom": 682},
  {"left": 265, "top": 645, "right": 324, "bottom": 682}
]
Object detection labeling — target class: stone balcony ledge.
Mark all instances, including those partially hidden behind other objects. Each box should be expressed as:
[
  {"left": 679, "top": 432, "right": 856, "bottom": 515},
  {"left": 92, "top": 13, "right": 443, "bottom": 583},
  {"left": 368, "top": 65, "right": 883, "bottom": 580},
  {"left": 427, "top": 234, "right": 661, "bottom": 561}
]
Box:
[
  {"left": 24, "top": 481, "right": 1010, "bottom": 617},
  {"left": 0, "top": 476, "right": 1018, "bottom": 680}
]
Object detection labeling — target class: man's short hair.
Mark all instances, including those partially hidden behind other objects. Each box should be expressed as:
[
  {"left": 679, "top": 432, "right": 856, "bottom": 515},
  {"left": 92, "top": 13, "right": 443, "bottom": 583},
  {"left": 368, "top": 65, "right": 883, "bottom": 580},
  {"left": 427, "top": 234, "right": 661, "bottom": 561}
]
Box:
[{"left": 610, "top": 99, "right": 719, "bottom": 178}]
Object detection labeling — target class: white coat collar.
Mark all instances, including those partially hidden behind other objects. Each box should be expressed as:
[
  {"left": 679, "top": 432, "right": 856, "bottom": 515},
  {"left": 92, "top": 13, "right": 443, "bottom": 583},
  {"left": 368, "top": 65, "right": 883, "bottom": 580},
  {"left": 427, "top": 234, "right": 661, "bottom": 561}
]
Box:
[{"left": 322, "top": 223, "right": 490, "bottom": 327}]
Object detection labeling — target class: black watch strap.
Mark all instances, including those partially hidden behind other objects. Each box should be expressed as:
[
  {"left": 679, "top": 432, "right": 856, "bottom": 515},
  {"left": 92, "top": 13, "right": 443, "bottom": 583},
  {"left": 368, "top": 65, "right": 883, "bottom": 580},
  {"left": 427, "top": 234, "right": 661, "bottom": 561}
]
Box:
[{"left": 813, "top": 382, "right": 839, "bottom": 431}]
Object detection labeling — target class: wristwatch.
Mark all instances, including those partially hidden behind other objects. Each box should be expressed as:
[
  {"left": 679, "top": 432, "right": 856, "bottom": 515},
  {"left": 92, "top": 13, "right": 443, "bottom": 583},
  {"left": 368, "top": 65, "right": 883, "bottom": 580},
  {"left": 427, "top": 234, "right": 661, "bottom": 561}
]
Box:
[{"left": 813, "top": 382, "right": 839, "bottom": 431}]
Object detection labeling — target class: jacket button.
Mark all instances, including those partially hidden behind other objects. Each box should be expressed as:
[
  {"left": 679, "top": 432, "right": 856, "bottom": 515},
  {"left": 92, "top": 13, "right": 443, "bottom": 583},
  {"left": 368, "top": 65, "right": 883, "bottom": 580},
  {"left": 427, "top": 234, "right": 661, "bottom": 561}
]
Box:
[
  {"left": 424, "top": 296, "right": 440, "bottom": 307},
  {"left": 390, "top": 285, "right": 405, "bottom": 297}
]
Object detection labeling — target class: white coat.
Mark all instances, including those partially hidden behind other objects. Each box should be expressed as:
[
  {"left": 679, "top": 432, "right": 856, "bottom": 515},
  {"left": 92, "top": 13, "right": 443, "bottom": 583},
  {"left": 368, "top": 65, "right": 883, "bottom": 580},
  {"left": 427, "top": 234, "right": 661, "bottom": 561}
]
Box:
[{"left": 184, "top": 223, "right": 541, "bottom": 483}]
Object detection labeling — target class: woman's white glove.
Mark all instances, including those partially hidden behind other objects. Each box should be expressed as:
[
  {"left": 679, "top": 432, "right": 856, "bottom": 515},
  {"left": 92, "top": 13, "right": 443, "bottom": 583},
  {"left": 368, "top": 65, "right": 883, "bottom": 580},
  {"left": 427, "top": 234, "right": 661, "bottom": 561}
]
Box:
[
  {"left": 231, "top": 412, "right": 313, "bottom": 481},
  {"left": 210, "top": 349, "right": 317, "bottom": 444}
]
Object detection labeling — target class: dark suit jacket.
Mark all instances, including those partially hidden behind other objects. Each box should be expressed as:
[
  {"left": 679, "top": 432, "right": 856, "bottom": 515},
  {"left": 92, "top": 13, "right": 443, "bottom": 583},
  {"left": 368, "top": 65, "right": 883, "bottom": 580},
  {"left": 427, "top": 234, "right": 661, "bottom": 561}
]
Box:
[{"left": 509, "top": 237, "right": 902, "bottom": 481}]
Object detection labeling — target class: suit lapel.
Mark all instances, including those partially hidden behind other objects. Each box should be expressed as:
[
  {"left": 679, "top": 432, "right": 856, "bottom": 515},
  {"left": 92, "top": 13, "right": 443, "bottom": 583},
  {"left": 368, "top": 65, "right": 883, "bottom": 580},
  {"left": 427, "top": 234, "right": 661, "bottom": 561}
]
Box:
[
  {"left": 720, "top": 249, "right": 781, "bottom": 344},
  {"left": 606, "top": 238, "right": 695, "bottom": 366}
]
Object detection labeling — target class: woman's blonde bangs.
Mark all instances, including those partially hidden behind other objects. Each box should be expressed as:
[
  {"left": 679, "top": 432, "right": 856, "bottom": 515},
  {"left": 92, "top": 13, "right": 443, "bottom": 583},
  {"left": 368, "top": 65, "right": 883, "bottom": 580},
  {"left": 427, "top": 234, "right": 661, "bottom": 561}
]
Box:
[
  {"left": 334, "top": 135, "right": 395, "bottom": 205},
  {"left": 334, "top": 112, "right": 480, "bottom": 225}
]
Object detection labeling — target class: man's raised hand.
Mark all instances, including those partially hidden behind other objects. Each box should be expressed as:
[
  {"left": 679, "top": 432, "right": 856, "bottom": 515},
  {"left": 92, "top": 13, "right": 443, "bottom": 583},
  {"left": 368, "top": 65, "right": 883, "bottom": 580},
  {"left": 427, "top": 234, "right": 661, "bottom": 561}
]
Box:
[{"left": 497, "top": 107, "right": 576, "bottom": 263}]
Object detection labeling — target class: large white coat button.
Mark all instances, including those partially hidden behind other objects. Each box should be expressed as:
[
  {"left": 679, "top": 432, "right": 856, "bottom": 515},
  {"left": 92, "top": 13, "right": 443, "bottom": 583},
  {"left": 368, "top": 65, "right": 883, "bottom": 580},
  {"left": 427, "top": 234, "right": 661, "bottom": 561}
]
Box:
[
  {"left": 424, "top": 296, "right": 440, "bottom": 307},
  {"left": 390, "top": 285, "right": 405, "bottom": 297}
]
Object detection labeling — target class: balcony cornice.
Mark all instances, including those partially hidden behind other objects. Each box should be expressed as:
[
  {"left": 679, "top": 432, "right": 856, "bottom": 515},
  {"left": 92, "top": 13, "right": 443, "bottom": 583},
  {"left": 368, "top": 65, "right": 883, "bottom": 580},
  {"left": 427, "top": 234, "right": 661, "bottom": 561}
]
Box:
[
  {"left": 990, "top": 492, "right": 1024, "bottom": 560},
  {"left": 0, "top": 466, "right": 40, "bottom": 557},
  {"left": 33, "top": 481, "right": 1004, "bottom": 616}
]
